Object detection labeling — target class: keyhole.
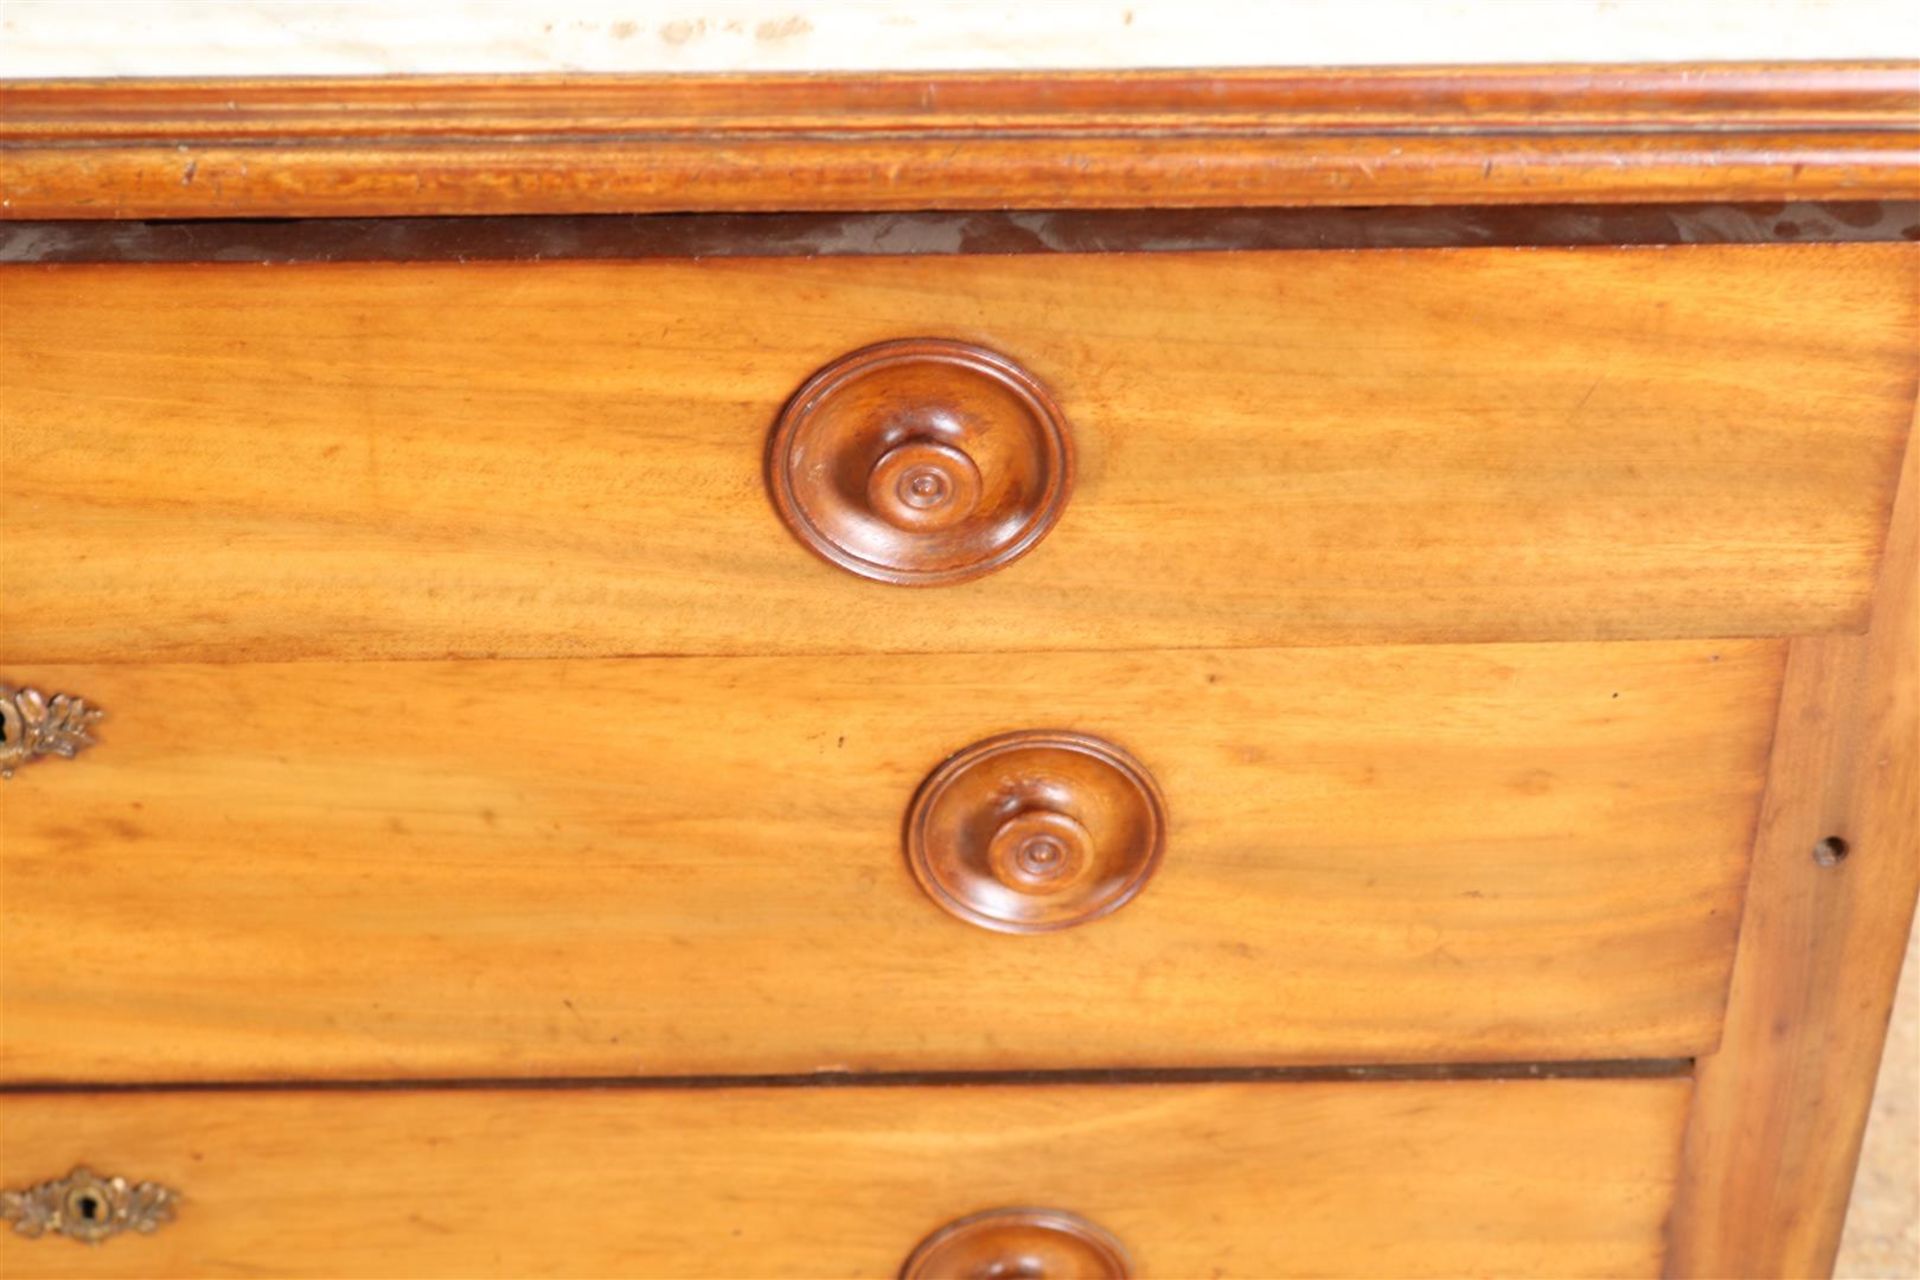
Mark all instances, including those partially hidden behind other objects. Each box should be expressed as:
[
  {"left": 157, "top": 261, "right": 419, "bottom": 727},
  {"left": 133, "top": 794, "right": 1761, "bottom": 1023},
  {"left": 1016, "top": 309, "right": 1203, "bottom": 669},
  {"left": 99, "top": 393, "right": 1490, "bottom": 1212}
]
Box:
[{"left": 76, "top": 1194, "right": 101, "bottom": 1221}]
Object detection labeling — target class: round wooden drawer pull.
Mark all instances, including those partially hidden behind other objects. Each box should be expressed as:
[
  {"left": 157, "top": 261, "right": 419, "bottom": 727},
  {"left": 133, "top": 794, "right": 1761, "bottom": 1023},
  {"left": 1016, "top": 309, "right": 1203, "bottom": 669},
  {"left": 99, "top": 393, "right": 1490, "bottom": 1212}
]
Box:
[
  {"left": 902, "top": 1208, "right": 1132, "bottom": 1279},
  {"left": 767, "top": 339, "right": 1073, "bottom": 585},
  {"left": 906, "top": 731, "right": 1166, "bottom": 933}
]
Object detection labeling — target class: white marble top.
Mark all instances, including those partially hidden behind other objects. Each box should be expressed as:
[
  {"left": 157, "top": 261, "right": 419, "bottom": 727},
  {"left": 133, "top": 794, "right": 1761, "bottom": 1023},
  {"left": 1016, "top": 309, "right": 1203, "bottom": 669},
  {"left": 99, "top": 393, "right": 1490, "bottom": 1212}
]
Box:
[{"left": 3, "top": 0, "right": 1916, "bottom": 79}]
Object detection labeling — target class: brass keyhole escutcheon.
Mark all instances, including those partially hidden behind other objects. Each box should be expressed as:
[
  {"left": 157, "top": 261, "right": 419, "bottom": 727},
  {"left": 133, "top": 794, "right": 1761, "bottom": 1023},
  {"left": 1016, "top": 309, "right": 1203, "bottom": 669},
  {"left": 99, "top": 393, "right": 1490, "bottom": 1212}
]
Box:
[
  {"left": 0, "top": 685, "right": 103, "bottom": 779},
  {"left": 3, "top": 1166, "right": 178, "bottom": 1245}
]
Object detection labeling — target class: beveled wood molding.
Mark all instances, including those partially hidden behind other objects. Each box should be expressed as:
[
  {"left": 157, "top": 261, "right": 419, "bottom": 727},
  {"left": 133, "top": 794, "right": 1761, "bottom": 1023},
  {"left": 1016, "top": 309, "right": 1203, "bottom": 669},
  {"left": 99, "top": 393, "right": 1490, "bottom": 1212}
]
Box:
[{"left": 3, "top": 62, "right": 1917, "bottom": 219}]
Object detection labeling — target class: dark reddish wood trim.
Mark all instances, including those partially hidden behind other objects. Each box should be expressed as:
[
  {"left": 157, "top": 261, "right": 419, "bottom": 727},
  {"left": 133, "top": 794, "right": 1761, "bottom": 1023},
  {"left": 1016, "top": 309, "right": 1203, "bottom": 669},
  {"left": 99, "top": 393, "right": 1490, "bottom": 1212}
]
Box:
[
  {"left": 3, "top": 64, "right": 1916, "bottom": 219},
  {"left": 3, "top": 202, "right": 1913, "bottom": 264},
  {"left": 7, "top": 64, "right": 1916, "bottom": 137}
]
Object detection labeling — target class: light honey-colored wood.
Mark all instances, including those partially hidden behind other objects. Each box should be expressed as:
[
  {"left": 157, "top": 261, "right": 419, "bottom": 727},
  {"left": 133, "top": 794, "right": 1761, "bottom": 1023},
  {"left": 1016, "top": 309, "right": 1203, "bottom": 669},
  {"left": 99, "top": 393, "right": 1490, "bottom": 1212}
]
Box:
[
  {"left": 3, "top": 244, "right": 1915, "bottom": 663},
  {"left": 0, "top": 1077, "right": 1692, "bottom": 1278},
  {"left": 0, "top": 640, "right": 1778, "bottom": 1082},
  {"left": 1667, "top": 423, "right": 1920, "bottom": 1277}
]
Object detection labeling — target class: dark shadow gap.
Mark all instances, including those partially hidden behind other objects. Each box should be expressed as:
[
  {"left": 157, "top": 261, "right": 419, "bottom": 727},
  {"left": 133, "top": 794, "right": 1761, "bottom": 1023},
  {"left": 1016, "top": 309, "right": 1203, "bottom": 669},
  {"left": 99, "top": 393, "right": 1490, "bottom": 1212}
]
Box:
[
  {"left": 3, "top": 202, "right": 1913, "bottom": 265},
  {"left": 2, "top": 1058, "right": 1694, "bottom": 1095}
]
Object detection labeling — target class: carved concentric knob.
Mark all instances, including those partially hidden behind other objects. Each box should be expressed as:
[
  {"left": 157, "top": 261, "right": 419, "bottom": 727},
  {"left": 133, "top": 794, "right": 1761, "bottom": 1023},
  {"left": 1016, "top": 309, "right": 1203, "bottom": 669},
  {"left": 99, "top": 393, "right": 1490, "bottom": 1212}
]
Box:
[
  {"left": 901, "top": 1208, "right": 1132, "bottom": 1279},
  {"left": 906, "top": 731, "right": 1166, "bottom": 933},
  {"left": 767, "top": 339, "right": 1074, "bottom": 585}
]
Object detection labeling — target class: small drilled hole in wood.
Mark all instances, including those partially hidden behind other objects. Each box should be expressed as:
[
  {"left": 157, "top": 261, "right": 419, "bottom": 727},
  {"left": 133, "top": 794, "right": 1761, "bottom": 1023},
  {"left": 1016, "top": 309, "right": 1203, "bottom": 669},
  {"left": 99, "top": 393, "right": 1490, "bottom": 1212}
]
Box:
[{"left": 1813, "top": 836, "right": 1850, "bottom": 867}]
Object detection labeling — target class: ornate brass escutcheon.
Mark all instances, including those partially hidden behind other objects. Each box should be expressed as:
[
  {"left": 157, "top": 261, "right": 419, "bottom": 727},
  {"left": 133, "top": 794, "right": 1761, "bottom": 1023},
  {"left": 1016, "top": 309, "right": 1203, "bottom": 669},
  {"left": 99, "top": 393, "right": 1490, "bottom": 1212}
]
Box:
[
  {"left": 2, "top": 1167, "right": 178, "bottom": 1244},
  {"left": 0, "top": 684, "right": 102, "bottom": 778}
]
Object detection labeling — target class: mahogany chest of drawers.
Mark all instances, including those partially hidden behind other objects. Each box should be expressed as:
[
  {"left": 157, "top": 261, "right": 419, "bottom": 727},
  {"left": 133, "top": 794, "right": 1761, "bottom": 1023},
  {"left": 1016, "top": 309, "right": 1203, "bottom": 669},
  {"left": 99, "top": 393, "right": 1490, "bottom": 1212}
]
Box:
[{"left": 2, "top": 64, "right": 1917, "bottom": 1278}]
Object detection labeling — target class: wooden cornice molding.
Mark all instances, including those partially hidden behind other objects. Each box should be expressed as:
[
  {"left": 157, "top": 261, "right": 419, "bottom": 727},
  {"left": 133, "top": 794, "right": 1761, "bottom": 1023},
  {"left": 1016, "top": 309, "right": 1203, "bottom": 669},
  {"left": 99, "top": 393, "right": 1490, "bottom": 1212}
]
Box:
[{"left": 3, "top": 62, "right": 1918, "bottom": 218}]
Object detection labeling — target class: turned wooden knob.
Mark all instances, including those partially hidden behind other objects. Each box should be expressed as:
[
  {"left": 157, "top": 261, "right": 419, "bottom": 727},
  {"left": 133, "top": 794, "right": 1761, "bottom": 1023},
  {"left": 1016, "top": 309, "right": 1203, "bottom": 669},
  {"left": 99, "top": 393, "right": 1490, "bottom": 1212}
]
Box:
[
  {"left": 767, "top": 339, "right": 1073, "bottom": 585},
  {"left": 905, "top": 731, "right": 1166, "bottom": 934},
  {"left": 901, "top": 1208, "right": 1132, "bottom": 1279}
]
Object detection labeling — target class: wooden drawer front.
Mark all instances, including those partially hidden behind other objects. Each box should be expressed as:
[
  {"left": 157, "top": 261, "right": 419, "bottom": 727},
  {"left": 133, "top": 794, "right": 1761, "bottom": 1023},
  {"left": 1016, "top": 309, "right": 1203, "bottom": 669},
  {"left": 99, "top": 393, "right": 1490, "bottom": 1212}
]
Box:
[
  {"left": 2, "top": 244, "right": 1913, "bottom": 662},
  {"left": 2, "top": 640, "right": 1777, "bottom": 1082},
  {"left": 0, "top": 1077, "right": 1689, "bottom": 1278}
]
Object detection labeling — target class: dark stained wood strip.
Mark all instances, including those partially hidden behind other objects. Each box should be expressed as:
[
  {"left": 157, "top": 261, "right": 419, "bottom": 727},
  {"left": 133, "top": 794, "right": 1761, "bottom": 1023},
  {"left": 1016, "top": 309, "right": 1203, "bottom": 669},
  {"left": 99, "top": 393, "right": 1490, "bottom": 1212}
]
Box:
[
  {"left": 3, "top": 64, "right": 1916, "bottom": 217},
  {"left": 0, "top": 1059, "right": 1695, "bottom": 1095},
  {"left": 3, "top": 202, "right": 1915, "bottom": 264}
]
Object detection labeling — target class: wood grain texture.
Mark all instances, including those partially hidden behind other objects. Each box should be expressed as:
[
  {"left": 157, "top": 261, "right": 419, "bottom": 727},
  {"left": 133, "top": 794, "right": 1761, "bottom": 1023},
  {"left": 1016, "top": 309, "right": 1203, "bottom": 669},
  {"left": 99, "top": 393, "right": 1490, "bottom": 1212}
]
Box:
[
  {"left": 1667, "top": 422, "right": 1920, "bottom": 1277},
  {"left": 0, "top": 1078, "right": 1692, "bottom": 1277},
  {"left": 1, "top": 64, "right": 1916, "bottom": 218},
  {"left": 3, "top": 245, "right": 1914, "bottom": 662},
  {"left": 0, "top": 640, "right": 1778, "bottom": 1083}
]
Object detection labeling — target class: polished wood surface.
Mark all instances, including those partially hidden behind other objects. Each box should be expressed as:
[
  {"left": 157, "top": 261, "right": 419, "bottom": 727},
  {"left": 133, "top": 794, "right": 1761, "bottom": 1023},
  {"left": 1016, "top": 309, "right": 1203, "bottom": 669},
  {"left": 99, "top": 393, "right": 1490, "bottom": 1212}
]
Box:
[
  {"left": 1666, "top": 426, "right": 1920, "bottom": 1277},
  {"left": 0, "top": 640, "right": 1777, "bottom": 1082},
  {"left": 4, "top": 245, "right": 1914, "bottom": 662},
  {"left": 0, "top": 1078, "right": 1691, "bottom": 1277},
  {"left": 1, "top": 64, "right": 1916, "bottom": 218},
  {"left": 4, "top": 57, "right": 1916, "bottom": 1278},
  {"left": 768, "top": 339, "right": 1074, "bottom": 586}
]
